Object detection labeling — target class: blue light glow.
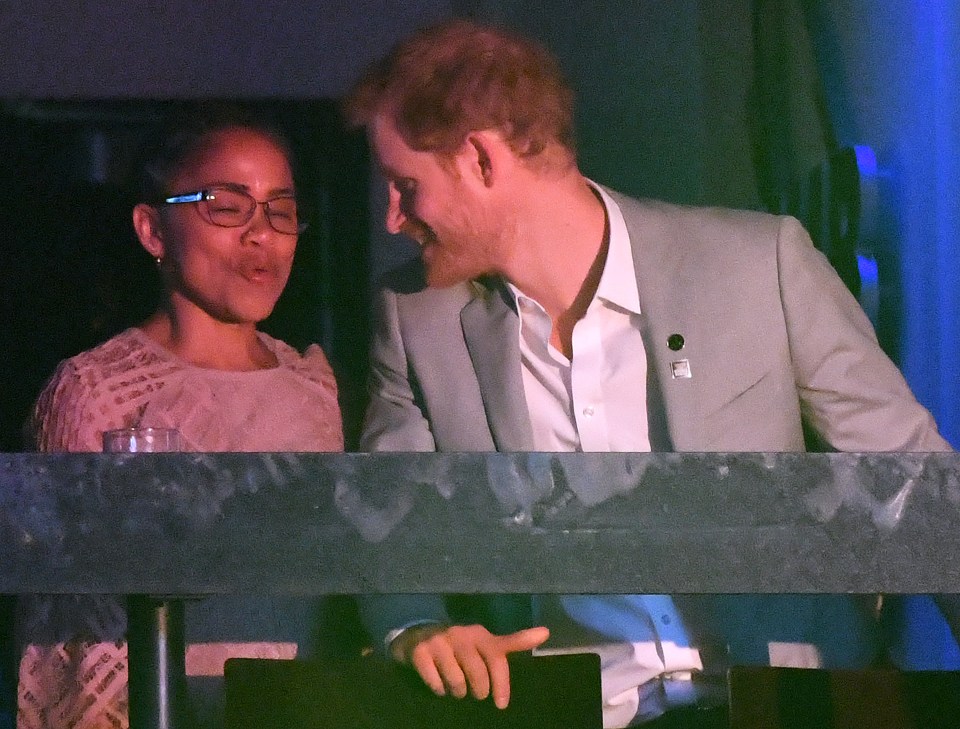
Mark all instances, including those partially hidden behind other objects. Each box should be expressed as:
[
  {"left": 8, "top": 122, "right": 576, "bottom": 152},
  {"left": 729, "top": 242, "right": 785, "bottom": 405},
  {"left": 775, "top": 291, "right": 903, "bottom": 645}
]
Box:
[{"left": 896, "top": 0, "right": 959, "bottom": 448}]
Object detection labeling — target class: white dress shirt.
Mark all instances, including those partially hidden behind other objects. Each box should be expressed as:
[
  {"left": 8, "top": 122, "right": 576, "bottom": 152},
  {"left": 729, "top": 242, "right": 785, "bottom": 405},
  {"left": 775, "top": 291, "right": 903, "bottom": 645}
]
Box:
[{"left": 509, "top": 184, "right": 714, "bottom": 728}]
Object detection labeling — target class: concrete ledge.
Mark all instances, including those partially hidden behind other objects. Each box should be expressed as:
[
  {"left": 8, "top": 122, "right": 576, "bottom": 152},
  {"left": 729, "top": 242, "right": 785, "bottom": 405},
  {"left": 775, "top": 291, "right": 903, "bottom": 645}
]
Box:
[{"left": 1, "top": 452, "right": 957, "bottom": 594}]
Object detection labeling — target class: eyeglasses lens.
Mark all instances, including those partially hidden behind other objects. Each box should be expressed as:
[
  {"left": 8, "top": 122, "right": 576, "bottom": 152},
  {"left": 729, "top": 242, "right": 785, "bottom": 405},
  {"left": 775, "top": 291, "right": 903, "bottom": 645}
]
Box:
[
  {"left": 265, "top": 197, "right": 302, "bottom": 235},
  {"left": 203, "top": 189, "right": 303, "bottom": 235}
]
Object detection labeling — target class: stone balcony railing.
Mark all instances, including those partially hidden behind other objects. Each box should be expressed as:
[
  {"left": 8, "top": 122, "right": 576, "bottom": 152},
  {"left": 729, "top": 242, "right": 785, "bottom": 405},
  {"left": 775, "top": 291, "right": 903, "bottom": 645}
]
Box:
[{"left": 2, "top": 451, "right": 957, "bottom": 595}]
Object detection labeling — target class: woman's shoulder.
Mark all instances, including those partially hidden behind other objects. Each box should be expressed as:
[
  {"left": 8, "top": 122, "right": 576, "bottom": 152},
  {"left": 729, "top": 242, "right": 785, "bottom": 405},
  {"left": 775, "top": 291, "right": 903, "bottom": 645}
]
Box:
[
  {"left": 30, "top": 329, "right": 176, "bottom": 451},
  {"left": 258, "top": 332, "right": 338, "bottom": 389},
  {"left": 239, "top": 332, "right": 343, "bottom": 451},
  {"left": 56, "top": 328, "right": 174, "bottom": 386},
  {"left": 66, "top": 327, "right": 146, "bottom": 364}
]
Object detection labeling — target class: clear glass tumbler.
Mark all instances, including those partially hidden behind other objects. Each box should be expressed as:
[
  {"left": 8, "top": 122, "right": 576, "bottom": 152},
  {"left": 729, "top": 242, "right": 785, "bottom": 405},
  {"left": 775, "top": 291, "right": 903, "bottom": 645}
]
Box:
[{"left": 102, "top": 427, "right": 181, "bottom": 454}]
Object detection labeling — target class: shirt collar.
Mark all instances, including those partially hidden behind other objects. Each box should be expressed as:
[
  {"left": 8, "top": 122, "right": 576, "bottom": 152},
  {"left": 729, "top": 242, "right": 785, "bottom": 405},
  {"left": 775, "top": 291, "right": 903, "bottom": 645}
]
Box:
[
  {"left": 589, "top": 181, "right": 641, "bottom": 314},
  {"left": 506, "top": 180, "right": 641, "bottom": 315}
]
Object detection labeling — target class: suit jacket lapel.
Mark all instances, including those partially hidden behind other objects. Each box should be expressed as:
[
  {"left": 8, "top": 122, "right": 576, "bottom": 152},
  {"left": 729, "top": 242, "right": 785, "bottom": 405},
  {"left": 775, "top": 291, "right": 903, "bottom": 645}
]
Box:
[
  {"left": 461, "top": 281, "right": 535, "bottom": 451},
  {"left": 608, "top": 190, "right": 703, "bottom": 451}
]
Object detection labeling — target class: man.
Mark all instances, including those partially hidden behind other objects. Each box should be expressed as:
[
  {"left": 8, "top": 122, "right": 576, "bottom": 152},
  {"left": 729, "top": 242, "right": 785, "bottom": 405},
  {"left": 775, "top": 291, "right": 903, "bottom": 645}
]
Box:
[{"left": 344, "top": 19, "right": 952, "bottom": 728}]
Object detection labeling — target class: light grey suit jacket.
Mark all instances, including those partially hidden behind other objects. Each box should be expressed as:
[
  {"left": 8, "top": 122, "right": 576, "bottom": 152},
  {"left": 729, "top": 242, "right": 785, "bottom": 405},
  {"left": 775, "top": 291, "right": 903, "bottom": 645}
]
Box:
[{"left": 358, "top": 190, "right": 950, "bottom": 663}]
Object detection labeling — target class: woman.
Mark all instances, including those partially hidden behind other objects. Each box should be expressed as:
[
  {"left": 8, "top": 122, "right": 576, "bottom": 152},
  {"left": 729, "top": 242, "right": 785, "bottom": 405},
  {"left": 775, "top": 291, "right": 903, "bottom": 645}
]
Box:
[{"left": 18, "top": 106, "right": 343, "bottom": 728}]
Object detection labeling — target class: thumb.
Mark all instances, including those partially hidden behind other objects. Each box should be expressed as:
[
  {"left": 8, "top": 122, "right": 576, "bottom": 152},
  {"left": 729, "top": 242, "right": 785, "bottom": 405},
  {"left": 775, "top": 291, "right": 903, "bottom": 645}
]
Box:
[{"left": 497, "top": 626, "right": 551, "bottom": 653}]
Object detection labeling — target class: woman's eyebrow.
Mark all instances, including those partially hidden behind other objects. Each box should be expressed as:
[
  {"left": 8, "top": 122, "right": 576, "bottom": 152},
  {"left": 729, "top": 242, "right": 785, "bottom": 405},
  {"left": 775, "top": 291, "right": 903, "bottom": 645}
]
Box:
[{"left": 203, "top": 181, "right": 297, "bottom": 197}]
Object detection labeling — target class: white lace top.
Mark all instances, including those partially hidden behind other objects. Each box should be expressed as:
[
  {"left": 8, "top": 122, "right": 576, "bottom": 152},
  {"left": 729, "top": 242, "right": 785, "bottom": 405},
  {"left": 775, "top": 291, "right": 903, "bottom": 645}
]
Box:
[{"left": 30, "top": 326, "right": 343, "bottom": 453}]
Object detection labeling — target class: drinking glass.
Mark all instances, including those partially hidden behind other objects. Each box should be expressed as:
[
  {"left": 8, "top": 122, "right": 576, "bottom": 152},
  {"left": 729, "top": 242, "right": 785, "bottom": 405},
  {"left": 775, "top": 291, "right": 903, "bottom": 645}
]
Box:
[{"left": 103, "top": 427, "right": 181, "bottom": 454}]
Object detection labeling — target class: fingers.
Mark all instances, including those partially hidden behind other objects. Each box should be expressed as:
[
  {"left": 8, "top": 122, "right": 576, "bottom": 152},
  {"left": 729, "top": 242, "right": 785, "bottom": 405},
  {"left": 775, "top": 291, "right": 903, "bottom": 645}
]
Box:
[
  {"left": 452, "top": 638, "right": 492, "bottom": 700},
  {"left": 407, "top": 624, "right": 487, "bottom": 700},
  {"left": 499, "top": 626, "right": 551, "bottom": 653},
  {"left": 398, "top": 624, "right": 552, "bottom": 710},
  {"left": 410, "top": 633, "right": 465, "bottom": 697},
  {"left": 481, "top": 637, "right": 511, "bottom": 709},
  {"left": 485, "top": 627, "right": 550, "bottom": 709}
]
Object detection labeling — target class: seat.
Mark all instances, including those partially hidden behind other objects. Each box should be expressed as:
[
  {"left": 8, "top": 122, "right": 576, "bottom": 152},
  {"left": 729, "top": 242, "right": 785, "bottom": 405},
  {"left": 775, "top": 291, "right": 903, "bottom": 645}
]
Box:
[
  {"left": 224, "top": 652, "right": 602, "bottom": 728},
  {"left": 728, "top": 666, "right": 960, "bottom": 729}
]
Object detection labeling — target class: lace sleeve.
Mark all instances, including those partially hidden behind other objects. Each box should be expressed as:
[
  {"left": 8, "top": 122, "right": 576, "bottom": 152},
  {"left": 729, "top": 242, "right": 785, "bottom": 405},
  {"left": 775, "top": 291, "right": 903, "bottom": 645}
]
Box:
[
  {"left": 302, "top": 343, "right": 340, "bottom": 396},
  {"left": 30, "top": 360, "right": 111, "bottom": 453},
  {"left": 300, "top": 343, "right": 344, "bottom": 451}
]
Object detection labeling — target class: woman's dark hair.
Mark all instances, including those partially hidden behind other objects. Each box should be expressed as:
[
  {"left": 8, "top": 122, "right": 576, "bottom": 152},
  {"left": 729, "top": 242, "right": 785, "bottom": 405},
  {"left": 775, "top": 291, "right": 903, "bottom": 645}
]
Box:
[{"left": 137, "top": 101, "right": 295, "bottom": 203}]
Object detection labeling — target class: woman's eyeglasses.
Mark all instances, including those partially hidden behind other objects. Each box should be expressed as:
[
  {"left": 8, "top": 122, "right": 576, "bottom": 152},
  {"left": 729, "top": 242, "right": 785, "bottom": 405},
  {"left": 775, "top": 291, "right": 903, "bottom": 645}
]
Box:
[{"left": 162, "top": 186, "right": 307, "bottom": 235}]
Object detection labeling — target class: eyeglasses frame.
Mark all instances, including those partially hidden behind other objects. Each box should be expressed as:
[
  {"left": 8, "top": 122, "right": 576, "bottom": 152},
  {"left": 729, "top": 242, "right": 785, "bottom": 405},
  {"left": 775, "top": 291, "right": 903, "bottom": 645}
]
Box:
[{"left": 161, "top": 186, "right": 308, "bottom": 235}]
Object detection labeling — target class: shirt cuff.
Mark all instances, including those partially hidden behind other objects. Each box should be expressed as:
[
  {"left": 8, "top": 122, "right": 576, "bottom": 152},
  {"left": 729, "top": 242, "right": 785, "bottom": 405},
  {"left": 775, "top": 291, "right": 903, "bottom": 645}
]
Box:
[{"left": 384, "top": 619, "right": 444, "bottom": 655}]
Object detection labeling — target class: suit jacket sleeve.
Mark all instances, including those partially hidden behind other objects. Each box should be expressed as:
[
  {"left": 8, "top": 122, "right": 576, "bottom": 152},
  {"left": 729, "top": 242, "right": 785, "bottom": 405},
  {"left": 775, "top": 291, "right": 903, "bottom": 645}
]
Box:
[
  {"left": 777, "top": 216, "right": 951, "bottom": 451},
  {"left": 360, "top": 284, "right": 437, "bottom": 452},
  {"left": 358, "top": 283, "right": 450, "bottom": 651}
]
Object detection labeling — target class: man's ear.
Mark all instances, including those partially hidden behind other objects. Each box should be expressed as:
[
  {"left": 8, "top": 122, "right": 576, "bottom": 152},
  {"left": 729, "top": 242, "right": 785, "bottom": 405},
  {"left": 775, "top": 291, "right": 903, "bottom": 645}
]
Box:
[
  {"left": 132, "top": 203, "right": 166, "bottom": 261},
  {"left": 462, "top": 130, "right": 506, "bottom": 188}
]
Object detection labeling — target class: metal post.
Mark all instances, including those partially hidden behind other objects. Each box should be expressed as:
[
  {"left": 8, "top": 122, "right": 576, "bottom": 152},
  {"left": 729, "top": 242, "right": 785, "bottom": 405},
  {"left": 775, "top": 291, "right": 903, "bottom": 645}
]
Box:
[{"left": 127, "top": 597, "right": 189, "bottom": 729}]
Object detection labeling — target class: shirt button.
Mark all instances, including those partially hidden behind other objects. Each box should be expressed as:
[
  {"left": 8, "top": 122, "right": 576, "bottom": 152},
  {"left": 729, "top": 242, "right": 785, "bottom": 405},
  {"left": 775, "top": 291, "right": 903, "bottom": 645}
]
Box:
[
  {"left": 582, "top": 406, "right": 595, "bottom": 417},
  {"left": 662, "top": 615, "right": 672, "bottom": 625}
]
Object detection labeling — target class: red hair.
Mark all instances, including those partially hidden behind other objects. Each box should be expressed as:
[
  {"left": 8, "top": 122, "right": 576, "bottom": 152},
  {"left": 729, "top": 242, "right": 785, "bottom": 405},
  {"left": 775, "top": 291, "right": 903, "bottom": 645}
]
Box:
[{"left": 345, "top": 19, "right": 576, "bottom": 164}]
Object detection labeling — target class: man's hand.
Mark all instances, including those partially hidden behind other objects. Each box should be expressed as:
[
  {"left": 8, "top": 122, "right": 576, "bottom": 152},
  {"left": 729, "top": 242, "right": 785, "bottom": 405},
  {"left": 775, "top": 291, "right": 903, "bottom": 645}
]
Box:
[{"left": 390, "top": 623, "right": 551, "bottom": 709}]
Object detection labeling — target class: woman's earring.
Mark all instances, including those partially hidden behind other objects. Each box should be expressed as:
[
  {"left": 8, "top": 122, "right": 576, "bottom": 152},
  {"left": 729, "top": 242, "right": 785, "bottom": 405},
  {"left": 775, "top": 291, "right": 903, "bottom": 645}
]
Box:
[{"left": 155, "top": 256, "right": 163, "bottom": 268}]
